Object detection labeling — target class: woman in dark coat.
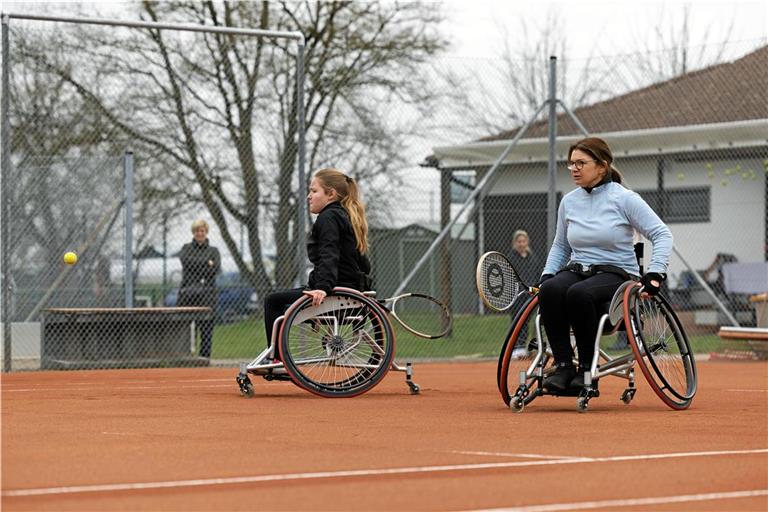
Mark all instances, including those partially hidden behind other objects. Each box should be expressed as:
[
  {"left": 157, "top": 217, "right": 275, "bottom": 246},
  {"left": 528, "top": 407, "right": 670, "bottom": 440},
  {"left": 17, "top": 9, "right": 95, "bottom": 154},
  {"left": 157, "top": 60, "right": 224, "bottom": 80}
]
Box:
[
  {"left": 178, "top": 219, "right": 221, "bottom": 359},
  {"left": 263, "top": 168, "right": 372, "bottom": 360}
]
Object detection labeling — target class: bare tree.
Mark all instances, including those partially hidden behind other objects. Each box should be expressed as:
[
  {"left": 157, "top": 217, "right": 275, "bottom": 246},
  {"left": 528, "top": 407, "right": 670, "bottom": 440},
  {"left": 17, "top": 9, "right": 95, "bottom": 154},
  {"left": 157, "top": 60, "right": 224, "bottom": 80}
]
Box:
[
  {"left": 439, "top": 9, "right": 607, "bottom": 141},
  {"left": 631, "top": 4, "right": 736, "bottom": 80},
  {"left": 7, "top": 27, "right": 134, "bottom": 315},
  {"left": 13, "top": 1, "right": 448, "bottom": 300}
]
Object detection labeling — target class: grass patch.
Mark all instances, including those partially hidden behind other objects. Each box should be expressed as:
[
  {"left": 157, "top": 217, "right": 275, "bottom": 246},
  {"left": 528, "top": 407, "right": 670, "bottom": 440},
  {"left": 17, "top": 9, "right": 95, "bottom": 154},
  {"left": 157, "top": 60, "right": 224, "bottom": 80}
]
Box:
[{"left": 207, "top": 314, "right": 738, "bottom": 360}]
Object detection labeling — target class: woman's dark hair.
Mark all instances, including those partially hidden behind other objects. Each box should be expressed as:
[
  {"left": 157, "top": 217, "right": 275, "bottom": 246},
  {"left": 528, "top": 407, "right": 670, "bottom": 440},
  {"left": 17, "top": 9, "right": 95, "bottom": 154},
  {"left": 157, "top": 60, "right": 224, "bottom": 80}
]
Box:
[{"left": 568, "top": 137, "right": 624, "bottom": 185}]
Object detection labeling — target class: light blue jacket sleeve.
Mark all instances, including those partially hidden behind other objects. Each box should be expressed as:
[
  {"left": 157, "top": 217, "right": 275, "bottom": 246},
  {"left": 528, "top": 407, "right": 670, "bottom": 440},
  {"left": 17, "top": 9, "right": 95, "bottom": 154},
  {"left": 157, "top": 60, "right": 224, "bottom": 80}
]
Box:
[
  {"left": 623, "top": 192, "right": 673, "bottom": 274},
  {"left": 542, "top": 199, "right": 572, "bottom": 277}
]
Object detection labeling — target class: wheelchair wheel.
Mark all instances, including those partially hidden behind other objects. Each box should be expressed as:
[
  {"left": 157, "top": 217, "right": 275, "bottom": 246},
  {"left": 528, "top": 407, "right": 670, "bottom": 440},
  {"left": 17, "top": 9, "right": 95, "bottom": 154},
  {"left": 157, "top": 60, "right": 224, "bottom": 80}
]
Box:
[
  {"left": 498, "top": 295, "right": 551, "bottom": 406},
  {"left": 278, "top": 290, "right": 395, "bottom": 398},
  {"left": 623, "top": 284, "right": 697, "bottom": 410}
]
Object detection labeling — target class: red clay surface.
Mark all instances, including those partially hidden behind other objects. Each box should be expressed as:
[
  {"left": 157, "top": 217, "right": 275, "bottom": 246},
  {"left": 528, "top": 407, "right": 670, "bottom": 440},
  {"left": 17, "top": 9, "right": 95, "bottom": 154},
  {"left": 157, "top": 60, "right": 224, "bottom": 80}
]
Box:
[{"left": 2, "top": 360, "right": 767, "bottom": 511}]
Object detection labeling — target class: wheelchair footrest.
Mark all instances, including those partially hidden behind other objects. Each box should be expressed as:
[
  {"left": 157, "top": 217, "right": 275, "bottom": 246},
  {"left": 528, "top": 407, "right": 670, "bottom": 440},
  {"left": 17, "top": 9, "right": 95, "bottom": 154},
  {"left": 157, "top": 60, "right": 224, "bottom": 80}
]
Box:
[
  {"left": 263, "top": 373, "right": 292, "bottom": 382},
  {"left": 545, "top": 384, "right": 600, "bottom": 398}
]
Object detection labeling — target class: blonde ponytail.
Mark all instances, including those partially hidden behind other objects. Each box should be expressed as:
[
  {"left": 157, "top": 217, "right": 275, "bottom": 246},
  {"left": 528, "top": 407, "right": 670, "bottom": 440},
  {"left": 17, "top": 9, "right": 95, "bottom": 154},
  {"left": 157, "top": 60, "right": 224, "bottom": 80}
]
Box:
[{"left": 314, "top": 168, "right": 369, "bottom": 253}]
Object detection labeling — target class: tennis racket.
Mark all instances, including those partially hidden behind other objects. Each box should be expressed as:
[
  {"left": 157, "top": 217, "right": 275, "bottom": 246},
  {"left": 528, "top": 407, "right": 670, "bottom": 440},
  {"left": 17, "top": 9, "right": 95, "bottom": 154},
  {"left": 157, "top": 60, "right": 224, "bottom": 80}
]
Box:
[
  {"left": 475, "top": 251, "right": 537, "bottom": 312},
  {"left": 379, "top": 293, "right": 452, "bottom": 339}
]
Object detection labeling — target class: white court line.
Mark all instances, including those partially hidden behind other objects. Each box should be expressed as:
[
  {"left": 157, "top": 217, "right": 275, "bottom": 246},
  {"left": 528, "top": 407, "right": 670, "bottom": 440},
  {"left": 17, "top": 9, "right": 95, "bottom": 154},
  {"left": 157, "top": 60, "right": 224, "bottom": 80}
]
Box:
[
  {"left": 449, "top": 451, "right": 593, "bottom": 461},
  {"left": 466, "top": 489, "right": 768, "bottom": 512},
  {"left": 3, "top": 384, "right": 232, "bottom": 392},
  {"left": 2, "top": 377, "right": 231, "bottom": 390},
  {"left": 4, "top": 448, "right": 766, "bottom": 498}
]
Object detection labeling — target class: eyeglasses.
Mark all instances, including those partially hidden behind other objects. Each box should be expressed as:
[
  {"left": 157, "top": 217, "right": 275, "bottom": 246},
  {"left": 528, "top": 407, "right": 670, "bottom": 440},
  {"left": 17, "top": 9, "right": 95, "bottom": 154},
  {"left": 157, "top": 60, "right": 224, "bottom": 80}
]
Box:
[{"left": 566, "top": 159, "right": 597, "bottom": 171}]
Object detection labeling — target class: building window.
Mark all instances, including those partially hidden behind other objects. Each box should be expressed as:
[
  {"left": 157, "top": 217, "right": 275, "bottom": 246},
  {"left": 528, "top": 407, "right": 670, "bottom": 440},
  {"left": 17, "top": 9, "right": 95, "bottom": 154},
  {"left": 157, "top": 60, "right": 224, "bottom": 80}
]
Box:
[
  {"left": 637, "top": 186, "right": 710, "bottom": 223},
  {"left": 450, "top": 172, "right": 475, "bottom": 204}
]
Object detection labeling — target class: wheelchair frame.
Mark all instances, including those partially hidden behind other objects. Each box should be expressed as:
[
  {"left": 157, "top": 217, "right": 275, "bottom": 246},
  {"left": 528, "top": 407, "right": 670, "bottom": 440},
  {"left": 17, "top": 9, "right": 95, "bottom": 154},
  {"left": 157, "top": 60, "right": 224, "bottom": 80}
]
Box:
[
  {"left": 498, "top": 280, "right": 698, "bottom": 413},
  {"left": 236, "top": 287, "right": 419, "bottom": 398}
]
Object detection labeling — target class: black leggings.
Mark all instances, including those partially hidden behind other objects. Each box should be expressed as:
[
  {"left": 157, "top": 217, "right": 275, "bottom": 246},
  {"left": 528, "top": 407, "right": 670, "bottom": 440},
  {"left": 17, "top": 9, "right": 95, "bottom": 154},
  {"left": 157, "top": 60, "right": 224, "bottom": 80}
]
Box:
[
  {"left": 538, "top": 271, "right": 626, "bottom": 369},
  {"left": 263, "top": 288, "right": 306, "bottom": 355}
]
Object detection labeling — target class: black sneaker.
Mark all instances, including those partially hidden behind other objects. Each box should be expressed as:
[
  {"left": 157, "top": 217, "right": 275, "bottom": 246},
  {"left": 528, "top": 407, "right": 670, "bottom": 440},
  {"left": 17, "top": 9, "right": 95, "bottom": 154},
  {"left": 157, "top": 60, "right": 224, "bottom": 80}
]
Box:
[
  {"left": 542, "top": 363, "right": 577, "bottom": 392},
  {"left": 570, "top": 369, "right": 598, "bottom": 390}
]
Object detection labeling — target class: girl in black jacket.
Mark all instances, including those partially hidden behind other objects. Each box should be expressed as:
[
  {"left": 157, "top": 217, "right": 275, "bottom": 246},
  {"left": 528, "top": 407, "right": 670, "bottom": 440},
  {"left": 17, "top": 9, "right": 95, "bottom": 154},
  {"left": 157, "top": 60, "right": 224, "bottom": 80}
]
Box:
[{"left": 263, "top": 168, "right": 372, "bottom": 359}]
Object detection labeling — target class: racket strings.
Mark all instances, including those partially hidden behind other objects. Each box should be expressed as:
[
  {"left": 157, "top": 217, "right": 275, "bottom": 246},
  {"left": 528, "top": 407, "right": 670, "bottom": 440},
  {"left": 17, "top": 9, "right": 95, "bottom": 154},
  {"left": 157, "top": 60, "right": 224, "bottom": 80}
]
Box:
[
  {"left": 479, "top": 252, "right": 521, "bottom": 311},
  {"left": 391, "top": 295, "right": 451, "bottom": 338}
]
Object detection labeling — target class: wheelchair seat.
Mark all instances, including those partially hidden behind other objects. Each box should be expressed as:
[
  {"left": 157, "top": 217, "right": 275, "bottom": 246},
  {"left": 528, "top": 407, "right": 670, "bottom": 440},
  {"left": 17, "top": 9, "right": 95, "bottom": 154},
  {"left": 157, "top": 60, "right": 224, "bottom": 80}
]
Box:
[{"left": 599, "top": 280, "right": 636, "bottom": 334}]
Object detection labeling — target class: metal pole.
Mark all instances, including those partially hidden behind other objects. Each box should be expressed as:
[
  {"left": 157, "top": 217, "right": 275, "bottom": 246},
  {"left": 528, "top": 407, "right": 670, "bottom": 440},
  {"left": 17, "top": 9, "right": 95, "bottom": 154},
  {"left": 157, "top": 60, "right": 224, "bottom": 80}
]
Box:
[
  {"left": 2, "top": 12, "right": 304, "bottom": 41},
  {"left": 476, "top": 191, "right": 485, "bottom": 315},
  {"left": 555, "top": 99, "right": 589, "bottom": 137},
  {"left": 546, "top": 56, "right": 557, "bottom": 246},
  {"left": 295, "top": 43, "right": 307, "bottom": 285},
  {"left": 1, "top": 14, "right": 11, "bottom": 372},
  {"left": 162, "top": 213, "right": 168, "bottom": 289},
  {"left": 123, "top": 151, "right": 134, "bottom": 308},
  {"left": 673, "top": 246, "right": 740, "bottom": 326}
]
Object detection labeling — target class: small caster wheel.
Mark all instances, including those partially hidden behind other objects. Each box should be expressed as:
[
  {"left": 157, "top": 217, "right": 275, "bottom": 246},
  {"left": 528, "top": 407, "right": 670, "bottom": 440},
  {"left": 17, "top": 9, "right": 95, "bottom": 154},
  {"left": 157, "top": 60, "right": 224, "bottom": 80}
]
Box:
[
  {"left": 510, "top": 396, "right": 525, "bottom": 413},
  {"left": 409, "top": 383, "right": 420, "bottom": 395},
  {"left": 620, "top": 388, "right": 636, "bottom": 404},
  {"left": 576, "top": 396, "right": 589, "bottom": 413},
  {"left": 236, "top": 373, "right": 254, "bottom": 397}
]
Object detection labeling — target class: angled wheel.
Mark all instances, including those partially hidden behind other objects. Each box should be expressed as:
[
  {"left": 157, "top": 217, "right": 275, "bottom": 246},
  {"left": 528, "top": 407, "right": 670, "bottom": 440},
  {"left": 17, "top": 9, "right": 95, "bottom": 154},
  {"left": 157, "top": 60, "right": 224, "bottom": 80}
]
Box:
[
  {"left": 278, "top": 290, "right": 395, "bottom": 398},
  {"left": 623, "top": 284, "right": 697, "bottom": 410},
  {"left": 498, "top": 295, "right": 551, "bottom": 406}
]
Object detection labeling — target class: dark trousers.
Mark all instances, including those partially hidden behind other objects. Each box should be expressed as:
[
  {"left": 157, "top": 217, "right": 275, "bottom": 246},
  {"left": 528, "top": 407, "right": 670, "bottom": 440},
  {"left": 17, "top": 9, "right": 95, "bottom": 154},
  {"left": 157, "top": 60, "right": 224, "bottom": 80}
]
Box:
[
  {"left": 198, "top": 319, "right": 214, "bottom": 359},
  {"left": 538, "top": 271, "right": 625, "bottom": 369},
  {"left": 264, "top": 288, "right": 306, "bottom": 356}
]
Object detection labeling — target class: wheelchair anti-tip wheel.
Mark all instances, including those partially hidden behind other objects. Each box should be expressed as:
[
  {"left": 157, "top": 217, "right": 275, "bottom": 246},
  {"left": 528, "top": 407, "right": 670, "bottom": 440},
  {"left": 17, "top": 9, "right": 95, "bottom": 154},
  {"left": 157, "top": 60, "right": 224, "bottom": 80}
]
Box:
[
  {"left": 498, "top": 295, "right": 553, "bottom": 407},
  {"left": 623, "top": 285, "right": 697, "bottom": 410},
  {"left": 278, "top": 290, "right": 395, "bottom": 398}
]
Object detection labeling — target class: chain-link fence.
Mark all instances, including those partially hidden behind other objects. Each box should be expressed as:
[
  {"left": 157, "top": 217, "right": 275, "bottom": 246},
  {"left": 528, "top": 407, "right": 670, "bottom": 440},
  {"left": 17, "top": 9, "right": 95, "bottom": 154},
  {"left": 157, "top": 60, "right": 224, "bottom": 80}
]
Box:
[
  {"left": 2, "top": 7, "right": 766, "bottom": 371},
  {"left": 408, "top": 42, "right": 767, "bottom": 363},
  {"left": 1, "top": 11, "right": 307, "bottom": 370}
]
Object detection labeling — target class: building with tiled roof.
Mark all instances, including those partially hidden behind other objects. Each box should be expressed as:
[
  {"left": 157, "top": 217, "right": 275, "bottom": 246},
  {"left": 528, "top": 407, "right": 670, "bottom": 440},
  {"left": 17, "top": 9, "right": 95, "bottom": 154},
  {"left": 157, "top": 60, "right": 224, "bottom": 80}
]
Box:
[{"left": 427, "top": 47, "right": 767, "bottom": 319}]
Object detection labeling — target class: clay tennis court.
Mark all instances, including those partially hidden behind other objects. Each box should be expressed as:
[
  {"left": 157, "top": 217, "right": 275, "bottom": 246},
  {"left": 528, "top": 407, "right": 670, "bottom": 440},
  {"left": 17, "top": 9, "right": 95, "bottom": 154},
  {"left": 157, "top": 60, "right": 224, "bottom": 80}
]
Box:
[{"left": 2, "top": 360, "right": 767, "bottom": 511}]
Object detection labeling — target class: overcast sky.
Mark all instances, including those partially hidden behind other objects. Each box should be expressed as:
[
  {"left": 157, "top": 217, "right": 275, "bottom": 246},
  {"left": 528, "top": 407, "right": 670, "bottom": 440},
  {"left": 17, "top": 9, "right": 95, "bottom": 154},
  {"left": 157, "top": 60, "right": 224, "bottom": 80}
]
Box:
[
  {"left": 6, "top": 0, "right": 767, "bottom": 45},
  {"left": 443, "top": 0, "right": 766, "bottom": 59},
  {"left": 3, "top": 0, "right": 766, "bottom": 253}
]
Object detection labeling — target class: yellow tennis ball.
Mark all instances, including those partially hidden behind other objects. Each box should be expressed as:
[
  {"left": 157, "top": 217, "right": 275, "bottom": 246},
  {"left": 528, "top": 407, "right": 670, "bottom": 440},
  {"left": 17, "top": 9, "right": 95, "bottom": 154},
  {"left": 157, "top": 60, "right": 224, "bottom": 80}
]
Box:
[{"left": 63, "top": 252, "right": 78, "bottom": 265}]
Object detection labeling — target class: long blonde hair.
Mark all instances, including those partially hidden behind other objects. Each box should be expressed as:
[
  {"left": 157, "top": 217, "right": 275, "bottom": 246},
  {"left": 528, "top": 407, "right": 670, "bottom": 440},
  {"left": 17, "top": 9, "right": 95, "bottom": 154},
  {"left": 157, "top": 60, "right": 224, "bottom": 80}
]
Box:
[{"left": 314, "top": 168, "right": 369, "bottom": 253}]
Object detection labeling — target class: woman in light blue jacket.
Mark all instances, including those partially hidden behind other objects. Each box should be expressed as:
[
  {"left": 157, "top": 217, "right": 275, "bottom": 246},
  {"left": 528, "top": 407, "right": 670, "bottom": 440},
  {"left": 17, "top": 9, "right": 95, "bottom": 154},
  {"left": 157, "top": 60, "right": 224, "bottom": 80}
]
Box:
[{"left": 538, "top": 137, "right": 673, "bottom": 392}]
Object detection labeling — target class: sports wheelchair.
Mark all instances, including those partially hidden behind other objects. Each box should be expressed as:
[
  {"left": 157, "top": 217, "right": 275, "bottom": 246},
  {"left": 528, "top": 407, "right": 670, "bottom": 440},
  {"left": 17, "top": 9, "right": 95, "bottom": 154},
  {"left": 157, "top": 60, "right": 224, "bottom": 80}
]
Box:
[
  {"left": 498, "top": 279, "right": 698, "bottom": 413},
  {"left": 236, "top": 287, "right": 450, "bottom": 398}
]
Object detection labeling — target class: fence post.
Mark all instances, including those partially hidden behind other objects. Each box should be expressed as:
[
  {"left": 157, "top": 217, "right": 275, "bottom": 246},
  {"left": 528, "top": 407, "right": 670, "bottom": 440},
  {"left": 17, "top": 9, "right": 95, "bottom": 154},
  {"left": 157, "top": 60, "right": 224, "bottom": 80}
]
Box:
[
  {"left": 295, "top": 42, "right": 307, "bottom": 285},
  {"left": 124, "top": 151, "right": 134, "bottom": 308},
  {"left": 546, "top": 55, "right": 558, "bottom": 246},
  {"left": 1, "top": 14, "right": 11, "bottom": 372}
]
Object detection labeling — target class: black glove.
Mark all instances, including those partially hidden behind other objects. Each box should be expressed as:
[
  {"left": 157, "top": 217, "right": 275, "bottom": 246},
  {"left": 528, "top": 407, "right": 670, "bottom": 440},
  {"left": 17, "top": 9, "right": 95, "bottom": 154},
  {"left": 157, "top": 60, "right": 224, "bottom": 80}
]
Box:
[
  {"left": 537, "top": 274, "right": 554, "bottom": 287},
  {"left": 640, "top": 272, "right": 666, "bottom": 296}
]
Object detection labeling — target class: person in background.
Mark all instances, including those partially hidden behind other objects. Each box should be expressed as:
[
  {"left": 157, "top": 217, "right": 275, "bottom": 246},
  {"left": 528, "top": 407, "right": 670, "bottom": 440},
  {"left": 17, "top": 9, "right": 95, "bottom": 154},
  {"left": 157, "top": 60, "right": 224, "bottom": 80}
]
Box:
[
  {"left": 508, "top": 230, "right": 542, "bottom": 358},
  {"left": 262, "top": 168, "right": 372, "bottom": 363},
  {"left": 508, "top": 230, "right": 540, "bottom": 287},
  {"left": 178, "top": 219, "right": 221, "bottom": 360},
  {"left": 537, "top": 137, "right": 673, "bottom": 391}
]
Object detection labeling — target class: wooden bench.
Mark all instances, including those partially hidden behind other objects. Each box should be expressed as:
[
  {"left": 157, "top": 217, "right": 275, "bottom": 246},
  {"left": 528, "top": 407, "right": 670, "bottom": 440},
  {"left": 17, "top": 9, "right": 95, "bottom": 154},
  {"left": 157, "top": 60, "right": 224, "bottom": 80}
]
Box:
[
  {"left": 718, "top": 326, "right": 768, "bottom": 360},
  {"left": 41, "top": 307, "right": 212, "bottom": 369}
]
